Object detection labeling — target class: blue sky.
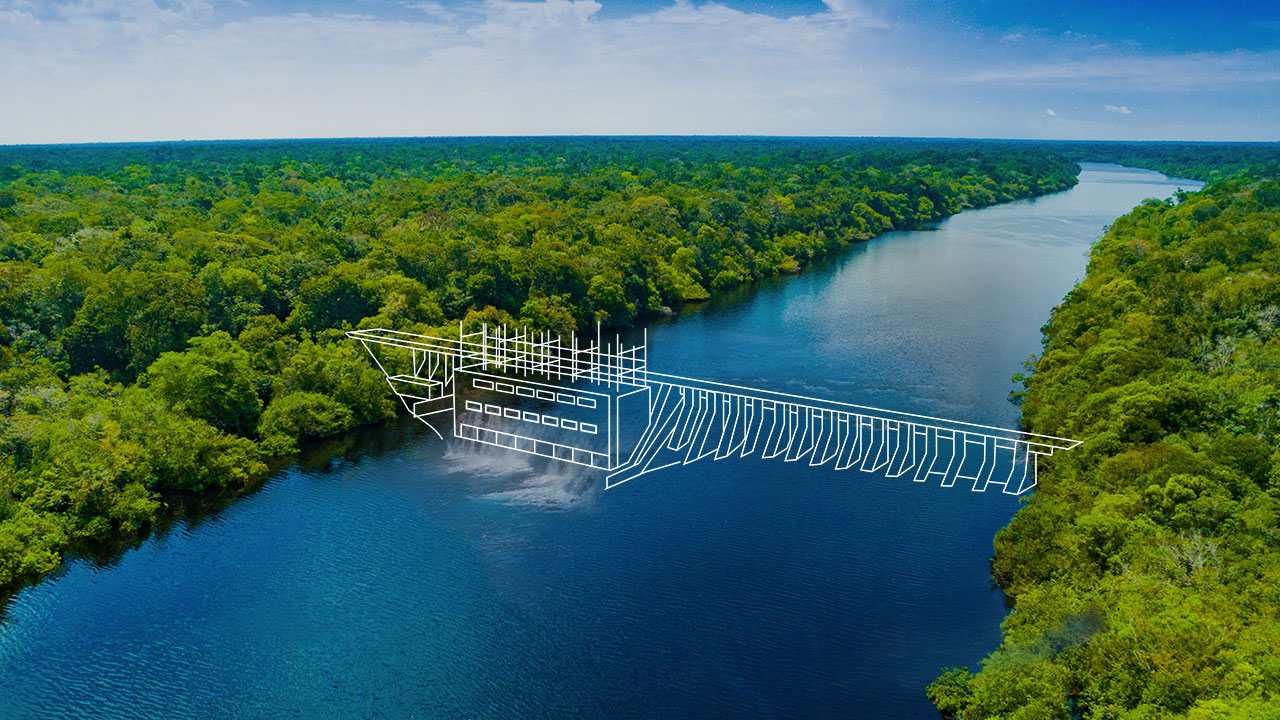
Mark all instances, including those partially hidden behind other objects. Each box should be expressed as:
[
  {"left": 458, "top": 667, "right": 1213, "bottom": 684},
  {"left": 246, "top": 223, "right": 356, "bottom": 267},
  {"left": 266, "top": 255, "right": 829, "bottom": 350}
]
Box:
[{"left": 1, "top": 0, "right": 1277, "bottom": 143}]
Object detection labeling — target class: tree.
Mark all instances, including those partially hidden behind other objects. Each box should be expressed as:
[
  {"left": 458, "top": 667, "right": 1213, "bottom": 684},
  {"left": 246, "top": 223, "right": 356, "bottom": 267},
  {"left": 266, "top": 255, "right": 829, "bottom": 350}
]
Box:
[
  {"left": 518, "top": 294, "right": 577, "bottom": 338},
  {"left": 145, "top": 332, "right": 262, "bottom": 435},
  {"left": 275, "top": 339, "right": 394, "bottom": 426},
  {"left": 257, "top": 391, "right": 354, "bottom": 454},
  {"left": 588, "top": 274, "right": 631, "bottom": 326},
  {"left": 290, "top": 262, "right": 379, "bottom": 331}
]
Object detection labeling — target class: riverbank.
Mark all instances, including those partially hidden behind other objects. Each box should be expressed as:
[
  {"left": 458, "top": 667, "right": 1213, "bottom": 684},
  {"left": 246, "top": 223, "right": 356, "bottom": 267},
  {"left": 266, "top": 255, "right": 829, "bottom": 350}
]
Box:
[{"left": 929, "top": 175, "right": 1280, "bottom": 717}]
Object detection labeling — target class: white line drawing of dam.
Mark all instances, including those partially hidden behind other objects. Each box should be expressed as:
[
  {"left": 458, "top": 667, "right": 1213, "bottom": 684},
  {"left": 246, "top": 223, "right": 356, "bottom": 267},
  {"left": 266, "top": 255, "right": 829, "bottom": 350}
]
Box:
[{"left": 349, "top": 325, "right": 1080, "bottom": 493}]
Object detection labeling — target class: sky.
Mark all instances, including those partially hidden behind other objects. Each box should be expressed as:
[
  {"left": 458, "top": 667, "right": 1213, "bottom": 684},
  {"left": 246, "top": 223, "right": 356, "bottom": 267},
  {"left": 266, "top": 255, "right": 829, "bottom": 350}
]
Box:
[{"left": 0, "top": 0, "right": 1278, "bottom": 144}]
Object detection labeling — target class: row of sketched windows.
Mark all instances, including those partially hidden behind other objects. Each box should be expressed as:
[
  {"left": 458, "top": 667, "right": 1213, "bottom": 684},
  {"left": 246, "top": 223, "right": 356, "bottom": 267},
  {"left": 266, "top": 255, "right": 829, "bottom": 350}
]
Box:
[
  {"left": 463, "top": 400, "right": 597, "bottom": 435},
  {"left": 472, "top": 378, "right": 598, "bottom": 409}
]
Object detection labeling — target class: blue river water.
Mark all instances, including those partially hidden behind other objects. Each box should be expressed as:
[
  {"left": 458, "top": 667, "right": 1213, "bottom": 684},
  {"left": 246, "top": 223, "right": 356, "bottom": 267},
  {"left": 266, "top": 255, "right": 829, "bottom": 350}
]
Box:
[{"left": 0, "top": 164, "right": 1199, "bottom": 719}]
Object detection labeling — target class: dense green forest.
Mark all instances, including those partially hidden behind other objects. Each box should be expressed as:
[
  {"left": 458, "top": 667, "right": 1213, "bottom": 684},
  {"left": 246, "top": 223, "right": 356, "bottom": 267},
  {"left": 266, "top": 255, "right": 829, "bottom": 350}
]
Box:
[
  {"left": 0, "top": 137, "right": 1079, "bottom": 592},
  {"left": 929, "top": 175, "right": 1280, "bottom": 717},
  {"left": 1053, "top": 142, "right": 1280, "bottom": 184},
  {"left": 8, "top": 138, "right": 1280, "bottom": 716}
]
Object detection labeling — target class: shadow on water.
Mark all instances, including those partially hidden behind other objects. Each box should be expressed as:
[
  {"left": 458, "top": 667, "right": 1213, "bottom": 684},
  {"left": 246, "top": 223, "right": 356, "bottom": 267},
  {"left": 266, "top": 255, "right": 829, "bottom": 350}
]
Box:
[
  {"left": 0, "top": 414, "right": 438, "bottom": 616},
  {"left": 643, "top": 216, "right": 991, "bottom": 339}
]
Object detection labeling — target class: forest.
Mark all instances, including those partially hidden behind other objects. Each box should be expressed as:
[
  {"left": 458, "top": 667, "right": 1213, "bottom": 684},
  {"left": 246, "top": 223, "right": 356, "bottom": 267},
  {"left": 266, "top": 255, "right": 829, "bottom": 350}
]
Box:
[
  {"left": 929, "top": 171, "right": 1280, "bottom": 717},
  {"left": 1049, "top": 142, "right": 1280, "bottom": 184},
  {"left": 8, "top": 137, "right": 1280, "bottom": 719},
  {"left": 0, "top": 137, "right": 1080, "bottom": 593}
]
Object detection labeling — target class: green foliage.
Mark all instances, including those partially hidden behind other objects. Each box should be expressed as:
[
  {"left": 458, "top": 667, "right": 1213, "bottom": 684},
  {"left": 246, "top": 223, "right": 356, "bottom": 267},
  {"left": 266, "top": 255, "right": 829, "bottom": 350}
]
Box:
[
  {"left": 61, "top": 267, "right": 206, "bottom": 379},
  {"left": 929, "top": 668, "right": 976, "bottom": 719},
  {"left": 257, "top": 391, "right": 355, "bottom": 455},
  {"left": 933, "top": 176, "right": 1280, "bottom": 718},
  {"left": 1059, "top": 142, "right": 1280, "bottom": 183},
  {"left": 0, "top": 136, "right": 1125, "bottom": 596},
  {"left": 145, "top": 331, "right": 262, "bottom": 434},
  {"left": 0, "top": 138, "right": 1079, "bottom": 352},
  {"left": 0, "top": 369, "right": 265, "bottom": 588},
  {"left": 290, "top": 262, "right": 381, "bottom": 332},
  {"left": 275, "top": 339, "right": 395, "bottom": 426}
]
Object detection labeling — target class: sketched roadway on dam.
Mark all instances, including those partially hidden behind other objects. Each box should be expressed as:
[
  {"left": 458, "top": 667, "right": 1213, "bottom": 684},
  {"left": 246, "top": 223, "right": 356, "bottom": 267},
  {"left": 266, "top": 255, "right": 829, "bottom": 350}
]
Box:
[{"left": 349, "top": 326, "right": 1080, "bottom": 493}]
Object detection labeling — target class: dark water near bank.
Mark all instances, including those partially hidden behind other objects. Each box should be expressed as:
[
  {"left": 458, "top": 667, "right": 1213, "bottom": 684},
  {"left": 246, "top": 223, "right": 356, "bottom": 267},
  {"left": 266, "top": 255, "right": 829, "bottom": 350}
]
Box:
[{"left": 0, "top": 164, "right": 1199, "bottom": 719}]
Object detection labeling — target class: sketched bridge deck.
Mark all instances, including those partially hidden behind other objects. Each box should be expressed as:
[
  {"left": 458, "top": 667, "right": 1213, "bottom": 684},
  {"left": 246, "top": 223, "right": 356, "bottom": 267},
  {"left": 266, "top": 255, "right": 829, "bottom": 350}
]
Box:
[{"left": 606, "top": 373, "right": 1079, "bottom": 494}]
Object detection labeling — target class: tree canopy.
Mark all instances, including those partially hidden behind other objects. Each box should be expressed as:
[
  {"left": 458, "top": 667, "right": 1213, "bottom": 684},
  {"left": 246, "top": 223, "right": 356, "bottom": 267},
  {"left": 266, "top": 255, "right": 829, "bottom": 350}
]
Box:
[
  {"left": 0, "top": 137, "right": 1082, "bottom": 594},
  {"left": 4, "top": 136, "right": 1276, "bottom": 627},
  {"left": 930, "top": 173, "right": 1280, "bottom": 719}
]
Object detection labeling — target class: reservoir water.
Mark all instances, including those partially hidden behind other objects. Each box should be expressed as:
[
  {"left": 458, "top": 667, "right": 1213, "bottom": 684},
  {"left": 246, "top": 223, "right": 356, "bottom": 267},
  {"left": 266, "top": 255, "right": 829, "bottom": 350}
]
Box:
[{"left": 0, "top": 164, "right": 1200, "bottom": 719}]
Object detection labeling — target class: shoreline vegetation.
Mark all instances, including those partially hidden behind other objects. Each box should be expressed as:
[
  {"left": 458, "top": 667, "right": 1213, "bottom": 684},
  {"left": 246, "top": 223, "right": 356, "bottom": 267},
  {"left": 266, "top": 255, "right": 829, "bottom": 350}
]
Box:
[
  {"left": 0, "top": 137, "right": 1080, "bottom": 598},
  {"left": 929, "top": 157, "right": 1280, "bottom": 717}
]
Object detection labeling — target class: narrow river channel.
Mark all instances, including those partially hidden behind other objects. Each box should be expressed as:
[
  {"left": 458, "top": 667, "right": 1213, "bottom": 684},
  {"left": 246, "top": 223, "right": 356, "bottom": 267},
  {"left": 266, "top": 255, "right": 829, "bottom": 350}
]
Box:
[{"left": 0, "top": 163, "right": 1200, "bottom": 719}]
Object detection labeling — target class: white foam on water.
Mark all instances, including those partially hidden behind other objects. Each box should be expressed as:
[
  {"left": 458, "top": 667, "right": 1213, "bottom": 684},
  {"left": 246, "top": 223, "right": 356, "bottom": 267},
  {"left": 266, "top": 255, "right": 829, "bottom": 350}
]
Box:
[
  {"left": 441, "top": 440, "right": 535, "bottom": 478},
  {"left": 440, "top": 439, "right": 598, "bottom": 509},
  {"left": 483, "top": 465, "right": 599, "bottom": 510}
]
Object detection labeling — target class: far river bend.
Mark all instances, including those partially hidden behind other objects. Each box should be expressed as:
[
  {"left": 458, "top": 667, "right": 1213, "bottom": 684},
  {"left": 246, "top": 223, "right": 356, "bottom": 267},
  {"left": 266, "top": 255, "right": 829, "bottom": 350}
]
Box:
[{"left": 0, "top": 164, "right": 1200, "bottom": 719}]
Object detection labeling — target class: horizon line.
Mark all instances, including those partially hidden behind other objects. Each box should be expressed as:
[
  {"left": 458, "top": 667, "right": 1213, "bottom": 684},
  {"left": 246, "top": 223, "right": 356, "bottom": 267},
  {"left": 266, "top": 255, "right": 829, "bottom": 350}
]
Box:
[{"left": 4, "top": 134, "right": 1279, "bottom": 151}]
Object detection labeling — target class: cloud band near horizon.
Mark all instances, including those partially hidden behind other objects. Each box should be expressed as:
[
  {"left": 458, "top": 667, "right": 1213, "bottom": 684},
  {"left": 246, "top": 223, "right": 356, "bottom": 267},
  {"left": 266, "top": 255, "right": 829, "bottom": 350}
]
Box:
[{"left": 0, "top": 0, "right": 1277, "bottom": 144}]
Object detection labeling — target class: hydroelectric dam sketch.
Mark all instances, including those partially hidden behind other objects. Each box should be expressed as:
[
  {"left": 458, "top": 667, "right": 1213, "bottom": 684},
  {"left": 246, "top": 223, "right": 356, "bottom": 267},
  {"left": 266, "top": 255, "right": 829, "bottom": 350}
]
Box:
[{"left": 349, "top": 326, "right": 1081, "bottom": 493}]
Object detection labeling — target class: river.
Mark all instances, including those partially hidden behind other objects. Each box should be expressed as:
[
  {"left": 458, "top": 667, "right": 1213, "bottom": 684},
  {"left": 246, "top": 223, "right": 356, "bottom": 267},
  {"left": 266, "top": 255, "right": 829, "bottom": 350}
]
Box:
[{"left": 0, "top": 164, "right": 1200, "bottom": 719}]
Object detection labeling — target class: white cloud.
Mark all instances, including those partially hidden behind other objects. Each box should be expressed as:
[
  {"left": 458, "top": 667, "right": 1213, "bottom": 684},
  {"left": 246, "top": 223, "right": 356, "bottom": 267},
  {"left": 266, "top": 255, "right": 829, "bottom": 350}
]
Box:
[
  {"left": 964, "top": 50, "right": 1280, "bottom": 89},
  {"left": 0, "top": 0, "right": 898, "bottom": 143},
  {"left": 820, "top": 0, "right": 883, "bottom": 24},
  {"left": 470, "top": 0, "right": 602, "bottom": 41},
  {"left": 1104, "top": 104, "right": 1131, "bottom": 114},
  {"left": 0, "top": 0, "right": 1275, "bottom": 143},
  {"left": 1045, "top": 108, "right": 1056, "bottom": 116},
  {"left": 406, "top": 1, "right": 457, "bottom": 20}
]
